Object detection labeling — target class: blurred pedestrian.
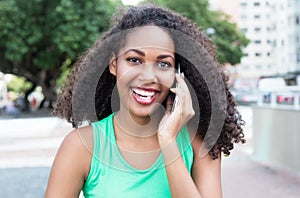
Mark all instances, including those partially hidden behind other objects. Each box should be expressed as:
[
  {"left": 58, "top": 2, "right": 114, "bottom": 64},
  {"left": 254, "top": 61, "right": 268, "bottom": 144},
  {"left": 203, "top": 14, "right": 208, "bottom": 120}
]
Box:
[
  {"left": 17, "top": 94, "right": 25, "bottom": 111},
  {"left": 5, "top": 100, "right": 20, "bottom": 118}
]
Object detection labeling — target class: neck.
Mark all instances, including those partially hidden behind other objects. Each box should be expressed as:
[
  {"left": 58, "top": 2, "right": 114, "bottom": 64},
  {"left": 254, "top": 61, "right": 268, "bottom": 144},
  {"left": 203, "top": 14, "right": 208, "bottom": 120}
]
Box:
[{"left": 114, "top": 109, "right": 163, "bottom": 138}]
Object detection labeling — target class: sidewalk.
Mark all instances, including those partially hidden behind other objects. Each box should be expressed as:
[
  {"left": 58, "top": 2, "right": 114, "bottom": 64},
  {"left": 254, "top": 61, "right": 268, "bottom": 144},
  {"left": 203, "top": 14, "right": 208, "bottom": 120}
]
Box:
[
  {"left": 0, "top": 108, "right": 53, "bottom": 120},
  {"left": 0, "top": 113, "right": 71, "bottom": 169},
  {"left": 1, "top": 108, "right": 300, "bottom": 197},
  {"left": 222, "top": 146, "right": 300, "bottom": 198}
]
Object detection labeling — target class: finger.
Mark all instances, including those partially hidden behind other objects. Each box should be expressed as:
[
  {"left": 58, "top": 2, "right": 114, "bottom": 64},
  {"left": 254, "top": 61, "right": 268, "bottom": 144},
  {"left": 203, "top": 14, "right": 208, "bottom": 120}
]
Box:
[
  {"left": 170, "top": 86, "right": 185, "bottom": 100},
  {"left": 175, "top": 73, "right": 189, "bottom": 91},
  {"left": 171, "top": 83, "right": 193, "bottom": 114},
  {"left": 166, "top": 95, "right": 173, "bottom": 113},
  {"left": 169, "top": 89, "right": 183, "bottom": 113}
]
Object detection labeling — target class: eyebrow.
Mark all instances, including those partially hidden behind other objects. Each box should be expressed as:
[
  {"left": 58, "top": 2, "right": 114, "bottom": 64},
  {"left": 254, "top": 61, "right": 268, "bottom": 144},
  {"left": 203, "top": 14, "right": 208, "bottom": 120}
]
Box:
[
  {"left": 157, "top": 54, "right": 175, "bottom": 61},
  {"left": 124, "top": 49, "right": 174, "bottom": 61},
  {"left": 124, "top": 49, "right": 145, "bottom": 56}
]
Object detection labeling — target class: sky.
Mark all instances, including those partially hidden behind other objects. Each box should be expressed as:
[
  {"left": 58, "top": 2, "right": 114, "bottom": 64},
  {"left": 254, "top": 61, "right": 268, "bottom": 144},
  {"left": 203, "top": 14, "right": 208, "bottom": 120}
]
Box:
[{"left": 122, "top": 0, "right": 142, "bottom": 5}]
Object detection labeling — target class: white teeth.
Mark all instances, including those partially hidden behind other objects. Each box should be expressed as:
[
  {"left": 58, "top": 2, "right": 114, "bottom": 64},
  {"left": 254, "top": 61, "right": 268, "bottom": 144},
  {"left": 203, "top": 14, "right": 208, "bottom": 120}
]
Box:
[
  {"left": 132, "top": 88, "right": 155, "bottom": 97},
  {"left": 140, "top": 95, "right": 151, "bottom": 99}
]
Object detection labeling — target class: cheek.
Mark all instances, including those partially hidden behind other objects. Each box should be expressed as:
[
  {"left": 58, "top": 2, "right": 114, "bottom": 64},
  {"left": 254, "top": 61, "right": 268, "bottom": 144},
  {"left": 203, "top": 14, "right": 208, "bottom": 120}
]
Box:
[
  {"left": 157, "top": 72, "right": 175, "bottom": 88},
  {"left": 116, "top": 67, "right": 141, "bottom": 89}
]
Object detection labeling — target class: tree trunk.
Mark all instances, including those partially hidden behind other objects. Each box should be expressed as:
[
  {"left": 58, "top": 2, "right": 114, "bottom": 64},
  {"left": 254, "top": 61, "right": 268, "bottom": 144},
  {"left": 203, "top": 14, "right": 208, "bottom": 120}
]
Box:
[
  {"left": 40, "top": 84, "right": 57, "bottom": 109},
  {"left": 38, "top": 69, "right": 60, "bottom": 109}
]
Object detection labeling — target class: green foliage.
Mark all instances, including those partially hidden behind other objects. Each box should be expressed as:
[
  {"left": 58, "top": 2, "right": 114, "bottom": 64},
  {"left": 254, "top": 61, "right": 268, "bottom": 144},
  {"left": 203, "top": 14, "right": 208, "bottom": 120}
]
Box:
[
  {"left": 55, "top": 58, "right": 72, "bottom": 91},
  {"left": 144, "top": 0, "right": 250, "bottom": 65},
  {"left": 0, "top": 0, "right": 119, "bottom": 69},
  {"left": 6, "top": 75, "right": 32, "bottom": 93},
  {"left": 207, "top": 12, "right": 250, "bottom": 65},
  {"left": 148, "top": 0, "right": 210, "bottom": 26},
  {"left": 0, "top": 0, "right": 120, "bottom": 101}
]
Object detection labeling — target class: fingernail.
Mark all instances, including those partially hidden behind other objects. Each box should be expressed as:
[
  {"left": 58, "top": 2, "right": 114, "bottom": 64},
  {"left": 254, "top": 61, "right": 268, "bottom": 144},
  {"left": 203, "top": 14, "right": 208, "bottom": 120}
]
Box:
[{"left": 170, "top": 88, "right": 175, "bottom": 92}]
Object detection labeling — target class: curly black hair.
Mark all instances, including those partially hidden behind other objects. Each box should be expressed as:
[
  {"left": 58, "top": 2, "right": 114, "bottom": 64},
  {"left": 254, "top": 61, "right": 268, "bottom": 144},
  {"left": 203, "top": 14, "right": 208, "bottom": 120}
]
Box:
[{"left": 53, "top": 4, "right": 245, "bottom": 159}]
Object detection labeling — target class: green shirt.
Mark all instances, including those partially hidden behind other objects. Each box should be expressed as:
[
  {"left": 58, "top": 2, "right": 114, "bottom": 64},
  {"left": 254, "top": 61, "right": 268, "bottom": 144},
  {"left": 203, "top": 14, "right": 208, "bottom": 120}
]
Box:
[{"left": 82, "top": 113, "right": 194, "bottom": 197}]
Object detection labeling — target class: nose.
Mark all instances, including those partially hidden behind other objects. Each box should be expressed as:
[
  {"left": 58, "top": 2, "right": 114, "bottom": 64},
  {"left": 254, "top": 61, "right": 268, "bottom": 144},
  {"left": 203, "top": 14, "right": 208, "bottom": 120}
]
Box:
[{"left": 138, "top": 62, "right": 157, "bottom": 83}]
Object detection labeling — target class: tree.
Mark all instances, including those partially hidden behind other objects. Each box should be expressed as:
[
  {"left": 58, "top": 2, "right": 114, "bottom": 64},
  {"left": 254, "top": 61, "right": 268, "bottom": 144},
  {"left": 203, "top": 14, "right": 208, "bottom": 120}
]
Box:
[
  {"left": 0, "top": 0, "right": 120, "bottom": 109},
  {"left": 6, "top": 74, "right": 32, "bottom": 94},
  {"left": 144, "top": 0, "right": 250, "bottom": 65}
]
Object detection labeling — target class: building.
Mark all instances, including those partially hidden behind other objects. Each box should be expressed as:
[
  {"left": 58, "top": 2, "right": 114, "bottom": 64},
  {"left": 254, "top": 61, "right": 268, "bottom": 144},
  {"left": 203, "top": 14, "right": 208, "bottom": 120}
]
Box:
[
  {"left": 209, "top": 0, "right": 240, "bottom": 23},
  {"left": 209, "top": 0, "right": 300, "bottom": 80}
]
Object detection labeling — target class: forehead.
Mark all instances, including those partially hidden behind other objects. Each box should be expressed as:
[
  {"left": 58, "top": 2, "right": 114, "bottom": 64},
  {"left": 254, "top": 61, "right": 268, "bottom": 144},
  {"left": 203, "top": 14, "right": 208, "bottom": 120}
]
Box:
[{"left": 121, "top": 26, "right": 175, "bottom": 53}]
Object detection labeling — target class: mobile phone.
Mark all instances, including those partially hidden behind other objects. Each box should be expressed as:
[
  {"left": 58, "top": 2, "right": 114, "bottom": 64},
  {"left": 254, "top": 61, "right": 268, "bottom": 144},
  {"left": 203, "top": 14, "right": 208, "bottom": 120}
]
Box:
[{"left": 171, "top": 63, "right": 181, "bottom": 112}]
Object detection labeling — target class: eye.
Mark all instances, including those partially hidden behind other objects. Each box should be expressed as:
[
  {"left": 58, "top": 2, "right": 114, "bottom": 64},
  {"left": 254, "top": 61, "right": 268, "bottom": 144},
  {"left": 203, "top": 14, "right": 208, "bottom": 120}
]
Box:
[
  {"left": 126, "top": 57, "right": 142, "bottom": 64},
  {"left": 157, "top": 61, "right": 172, "bottom": 69}
]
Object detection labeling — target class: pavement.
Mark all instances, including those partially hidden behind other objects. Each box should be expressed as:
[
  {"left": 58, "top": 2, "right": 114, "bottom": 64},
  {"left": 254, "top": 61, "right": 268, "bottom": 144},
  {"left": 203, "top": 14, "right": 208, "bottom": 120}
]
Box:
[
  {"left": 222, "top": 146, "right": 300, "bottom": 198},
  {"left": 0, "top": 107, "right": 300, "bottom": 198},
  {"left": 0, "top": 109, "right": 72, "bottom": 198}
]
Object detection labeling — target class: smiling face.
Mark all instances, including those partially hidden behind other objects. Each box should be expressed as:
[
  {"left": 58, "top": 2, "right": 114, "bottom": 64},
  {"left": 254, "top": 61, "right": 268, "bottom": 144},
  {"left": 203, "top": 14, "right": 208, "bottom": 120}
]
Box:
[{"left": 109, "top": 26, "right": 175, "bottom": 121}]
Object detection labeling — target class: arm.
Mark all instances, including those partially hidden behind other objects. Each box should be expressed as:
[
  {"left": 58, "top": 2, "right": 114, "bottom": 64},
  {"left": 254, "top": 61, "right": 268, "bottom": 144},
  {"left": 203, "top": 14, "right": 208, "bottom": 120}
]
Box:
[
  {"left": 158, "top": 74, "right": 222, "bottom": 197},
  {"left": 191, "top": 138, "right": 223, "bottom": 198},
  {"left": 160, "top": 139, "right": 201, "bottom": 198},
  {"left": 158, "top": 73, "right": 201, "bottom": 197},
  {"left": 159, "top": 133, "right": 222, "bottom": 198},
  {"left": 45, "top": 127, "right": 92, "bottom": 198}
]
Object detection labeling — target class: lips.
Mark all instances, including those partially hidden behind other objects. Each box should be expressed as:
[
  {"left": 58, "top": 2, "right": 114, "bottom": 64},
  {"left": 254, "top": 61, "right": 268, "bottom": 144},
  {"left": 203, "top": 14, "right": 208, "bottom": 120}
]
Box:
[{"left": 131, "top": 87, "right": 159, "bottom": 105}]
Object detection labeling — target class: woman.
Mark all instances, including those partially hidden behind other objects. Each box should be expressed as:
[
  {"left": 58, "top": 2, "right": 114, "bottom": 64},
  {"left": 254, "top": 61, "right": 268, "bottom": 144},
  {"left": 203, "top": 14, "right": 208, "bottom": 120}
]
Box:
[{"left": 45, "top": 4, "right": 245, "bottom": 197}]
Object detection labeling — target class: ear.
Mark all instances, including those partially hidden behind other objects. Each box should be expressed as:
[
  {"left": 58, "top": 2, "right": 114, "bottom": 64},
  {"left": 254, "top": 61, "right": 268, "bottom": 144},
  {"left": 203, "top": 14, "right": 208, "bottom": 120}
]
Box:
[{"left": 109, "top": 52, "right": 117, "bottom": 76}]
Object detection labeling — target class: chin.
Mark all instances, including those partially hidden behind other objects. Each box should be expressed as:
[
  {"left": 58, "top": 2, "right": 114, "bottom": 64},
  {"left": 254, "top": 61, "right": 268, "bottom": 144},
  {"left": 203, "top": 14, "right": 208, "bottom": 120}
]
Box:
[{"left": 132, "top": 103, "right": 165, "bottom": 118}]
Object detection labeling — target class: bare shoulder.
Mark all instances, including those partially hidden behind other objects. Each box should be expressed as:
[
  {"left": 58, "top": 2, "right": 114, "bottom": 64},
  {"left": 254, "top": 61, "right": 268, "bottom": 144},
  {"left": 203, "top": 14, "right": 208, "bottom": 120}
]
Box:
[
  {"left": 71, "top": 125, "right": 94, "bottom": 154},
  {"left": 59, "top": 125, "right": 94, "bottom": 177},
  {"left": 61, "top": 125, "right": 94, "bottom": 155},
  {"left": 45, "top": 125, "right": 94, "bottom": 197}
]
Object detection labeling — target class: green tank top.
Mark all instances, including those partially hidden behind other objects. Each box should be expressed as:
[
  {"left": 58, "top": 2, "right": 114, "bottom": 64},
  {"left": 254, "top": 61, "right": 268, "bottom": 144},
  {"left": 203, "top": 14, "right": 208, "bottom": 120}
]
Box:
[{"left": 82, "top": 113, "right": 194, "bottom": 197}]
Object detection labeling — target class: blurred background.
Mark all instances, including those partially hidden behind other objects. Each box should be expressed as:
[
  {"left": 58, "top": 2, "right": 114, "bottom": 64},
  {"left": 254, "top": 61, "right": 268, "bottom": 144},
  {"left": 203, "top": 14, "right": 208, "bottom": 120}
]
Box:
[{"left": 0, "top": 0, "right": 299, "bottom": 197}]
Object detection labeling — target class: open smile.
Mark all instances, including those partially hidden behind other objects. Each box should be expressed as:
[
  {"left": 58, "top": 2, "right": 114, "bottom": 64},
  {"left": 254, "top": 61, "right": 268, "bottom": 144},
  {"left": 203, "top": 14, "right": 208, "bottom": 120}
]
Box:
[{"left": 131, "top": 87, "right": 159, "bottom": 105}]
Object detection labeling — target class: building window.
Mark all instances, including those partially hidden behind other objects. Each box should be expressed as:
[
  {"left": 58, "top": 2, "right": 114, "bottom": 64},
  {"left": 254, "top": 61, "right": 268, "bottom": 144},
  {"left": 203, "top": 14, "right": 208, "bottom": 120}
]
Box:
[
  {"left": 255, "top": 52, "right": 262, "bottom": 57},
  {"left": 296, "top": 16, "right": 300, "bottom": 25},
  {"left": 241, "top": 28, "right": 248, "bottom": 33},
  {"left": 254, "top": 40, "right": 261, "bottom": 44},
  {"left": 243, "top": 65, "right": 249, "bottom": 70},
  {"left": 241, "top": 15, "right": 247, "bottom": 20},
  {"left": 256, "top": 65, "right": 262, "bottom": 69},
  {"left": 267, "top": 40, "right": 272, "bottom": 44},
  {"left": 267, "top": 52, "right": 271, "bottom": 56},
  {"left": 254, "top": 2, "right": 260, "bottom": 6},
  {"left": 254, "top": 15, "right": 261, "bottom": 19},
  {"left": 254, "top": 27, "right": 261, "bottom": 32},
  {"left": 281, "top": 40, "right": 285, "bottom": 46},
  {"left": 243, "top": 53, "right": 249, "bottom": 57},
  {"left": 240, "top": 2, "right": 247, "bottom": 7}
]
